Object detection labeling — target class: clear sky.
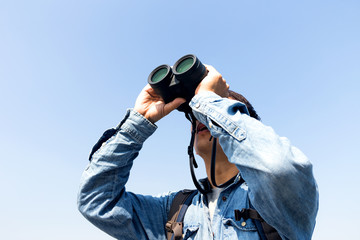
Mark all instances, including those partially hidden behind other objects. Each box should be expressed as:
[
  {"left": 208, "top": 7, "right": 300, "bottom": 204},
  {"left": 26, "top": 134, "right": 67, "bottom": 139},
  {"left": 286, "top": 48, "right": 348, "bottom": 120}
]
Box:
[{"left": 0, "top": 1, "right": 359, "bottom": 239}]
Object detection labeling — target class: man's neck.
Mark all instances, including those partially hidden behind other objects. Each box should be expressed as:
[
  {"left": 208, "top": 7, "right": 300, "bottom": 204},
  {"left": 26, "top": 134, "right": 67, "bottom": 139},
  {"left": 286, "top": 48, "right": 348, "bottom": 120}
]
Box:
[{"left": 202, "top": 148, "right": 239, "bottom": 188}]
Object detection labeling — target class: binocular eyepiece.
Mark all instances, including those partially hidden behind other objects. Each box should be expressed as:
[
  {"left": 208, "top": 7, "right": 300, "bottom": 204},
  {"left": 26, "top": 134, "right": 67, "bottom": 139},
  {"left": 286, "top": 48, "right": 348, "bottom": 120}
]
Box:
[{"left": 148, "top": 54, "right": 207, "bottom": 113}]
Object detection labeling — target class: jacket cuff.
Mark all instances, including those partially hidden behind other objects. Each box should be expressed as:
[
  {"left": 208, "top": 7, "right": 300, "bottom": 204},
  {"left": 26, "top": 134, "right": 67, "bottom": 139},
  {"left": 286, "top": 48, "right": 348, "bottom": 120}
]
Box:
[
  {"left": 189, "top": 91, "right": 248, "bottom": 142},
  {"left": 117, "top": 109, "right": 158, "bottom": 143}
]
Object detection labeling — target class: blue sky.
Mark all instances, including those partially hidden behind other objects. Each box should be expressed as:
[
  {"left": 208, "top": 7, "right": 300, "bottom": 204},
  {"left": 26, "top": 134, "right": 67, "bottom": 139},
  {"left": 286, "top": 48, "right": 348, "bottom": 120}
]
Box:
[{"left": 0, "top": 1, "right": 359, "bottom": 239}]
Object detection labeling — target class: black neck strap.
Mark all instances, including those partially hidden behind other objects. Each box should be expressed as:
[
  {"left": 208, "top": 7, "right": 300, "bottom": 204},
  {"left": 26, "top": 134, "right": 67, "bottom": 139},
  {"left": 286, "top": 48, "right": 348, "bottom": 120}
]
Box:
[
  {"left": 186, "top": 111, "right": 209, "bottom": 195},
  {"left": 210, "top": 137, "right": 237, "bottom": 189},
  {"left": 185, "top": 111, "right": 234, "bottom": 194}
]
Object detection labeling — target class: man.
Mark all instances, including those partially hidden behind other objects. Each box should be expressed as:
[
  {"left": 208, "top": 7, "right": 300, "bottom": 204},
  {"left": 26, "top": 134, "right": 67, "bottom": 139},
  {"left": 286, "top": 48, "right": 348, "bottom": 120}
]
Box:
[{"left": 78, "top": 65, "right": 319, "bottom": 239}]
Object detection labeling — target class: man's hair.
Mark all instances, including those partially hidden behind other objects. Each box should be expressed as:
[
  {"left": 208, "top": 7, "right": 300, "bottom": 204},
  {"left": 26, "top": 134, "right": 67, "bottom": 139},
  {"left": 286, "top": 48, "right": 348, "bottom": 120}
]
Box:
[{"left": 228, "top": 90, "right": 261, "bottom": 121}]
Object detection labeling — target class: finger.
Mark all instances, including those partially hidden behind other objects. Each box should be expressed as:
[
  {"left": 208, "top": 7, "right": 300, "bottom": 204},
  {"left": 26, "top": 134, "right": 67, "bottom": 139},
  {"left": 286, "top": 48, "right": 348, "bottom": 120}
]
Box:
[
  {"left": 163, "top": 98, "right": 186, "bottom": 116},
  {"left": 225, "top": 85, "right": 230, "bottom": 98},
  {"left": 204, "top": 65, "right": 222, "bottom": 80}
]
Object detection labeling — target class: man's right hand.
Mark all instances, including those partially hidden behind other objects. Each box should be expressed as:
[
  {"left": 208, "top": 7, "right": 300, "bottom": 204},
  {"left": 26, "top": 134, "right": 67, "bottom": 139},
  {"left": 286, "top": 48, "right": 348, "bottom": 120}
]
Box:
[
  {"left": 195, "top": 65, "right": 229, "bottom": 98},
  {"left": 134, "top": 84, "right": 186, "bottom": 124}
]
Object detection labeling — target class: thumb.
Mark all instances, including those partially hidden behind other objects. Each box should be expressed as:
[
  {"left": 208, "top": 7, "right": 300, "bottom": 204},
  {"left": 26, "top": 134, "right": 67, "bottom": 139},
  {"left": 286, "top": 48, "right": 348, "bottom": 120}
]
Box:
[{"left": 163, "top": 98, "right": 186, "bottom": 116}]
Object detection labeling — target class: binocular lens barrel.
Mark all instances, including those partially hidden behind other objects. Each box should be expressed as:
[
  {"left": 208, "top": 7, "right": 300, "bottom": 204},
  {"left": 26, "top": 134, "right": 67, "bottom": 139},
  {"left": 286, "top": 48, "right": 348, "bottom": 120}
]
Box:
[
  {"left": 151, "top": 67, "right": 169, "bottom": 83},
  {"left": 175, "top": 57, "right": 195, "bottom": 73}
]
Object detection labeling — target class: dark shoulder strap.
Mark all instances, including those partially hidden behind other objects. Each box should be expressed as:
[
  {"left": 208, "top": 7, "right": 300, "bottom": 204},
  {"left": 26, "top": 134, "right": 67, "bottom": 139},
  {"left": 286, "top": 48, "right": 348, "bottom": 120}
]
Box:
[
  {"left": 166, "top": 190, "right": 197, "bottom": 240},
  {"left": 234, "top": 208, "right": 281, "bottom": 240}
]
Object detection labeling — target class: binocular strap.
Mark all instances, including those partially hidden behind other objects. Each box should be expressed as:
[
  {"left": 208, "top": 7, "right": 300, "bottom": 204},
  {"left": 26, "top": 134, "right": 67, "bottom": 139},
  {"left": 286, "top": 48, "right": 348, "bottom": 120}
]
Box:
[{"left": 186, "top": 112, "right": 234, "bottom": 194}]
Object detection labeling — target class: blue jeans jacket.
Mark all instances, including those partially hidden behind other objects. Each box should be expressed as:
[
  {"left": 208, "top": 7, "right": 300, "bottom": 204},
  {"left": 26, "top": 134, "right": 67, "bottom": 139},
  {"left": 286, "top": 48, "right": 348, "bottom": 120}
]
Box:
[{"left": 78, "top": 92, "right": 319, "bottom": 240}]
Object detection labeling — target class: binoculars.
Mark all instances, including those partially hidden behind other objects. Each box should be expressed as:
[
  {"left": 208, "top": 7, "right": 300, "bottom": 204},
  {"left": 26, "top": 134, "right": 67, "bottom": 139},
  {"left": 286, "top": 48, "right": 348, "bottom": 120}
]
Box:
[{"left": 148, "top": 54, "right": 207, "bottom": 112}]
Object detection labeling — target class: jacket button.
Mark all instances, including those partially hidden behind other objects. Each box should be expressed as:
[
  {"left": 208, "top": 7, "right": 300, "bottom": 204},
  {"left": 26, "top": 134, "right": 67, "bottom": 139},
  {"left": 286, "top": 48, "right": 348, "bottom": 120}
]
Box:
[
  {"left": 222, "top": 196, "right": 227, "bottom": 201},
  {"left": 241, "top": 222, "right": 246, "bottom": 227}
]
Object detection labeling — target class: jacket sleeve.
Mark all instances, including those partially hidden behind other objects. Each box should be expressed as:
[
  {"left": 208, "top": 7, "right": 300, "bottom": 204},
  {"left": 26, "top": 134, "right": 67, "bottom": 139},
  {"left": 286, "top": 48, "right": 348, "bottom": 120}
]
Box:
[
  {"left": 77, "top": 109, "right": 175, "bottom": 240},
  {"left": 190, "top": 92, "right": 319, "bottom": 240}
]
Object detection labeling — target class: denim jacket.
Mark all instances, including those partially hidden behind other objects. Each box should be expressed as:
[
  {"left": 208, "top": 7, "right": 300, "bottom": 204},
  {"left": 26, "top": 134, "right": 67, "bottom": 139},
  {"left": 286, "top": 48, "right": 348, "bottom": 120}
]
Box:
[{"left": 78, "top": 92, "right": 319, "bottom": 240}]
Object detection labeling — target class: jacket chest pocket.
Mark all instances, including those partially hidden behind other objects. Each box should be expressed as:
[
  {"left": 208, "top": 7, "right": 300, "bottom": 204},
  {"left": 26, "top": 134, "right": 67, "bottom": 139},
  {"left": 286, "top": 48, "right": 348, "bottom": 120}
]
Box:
[{"left": 223, "top": 217, "right": 260, "bottom": 239}]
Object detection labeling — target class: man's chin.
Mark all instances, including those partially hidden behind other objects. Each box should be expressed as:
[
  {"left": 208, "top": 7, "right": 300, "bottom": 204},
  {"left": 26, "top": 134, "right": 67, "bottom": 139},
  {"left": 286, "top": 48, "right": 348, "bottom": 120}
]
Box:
[{"left": 195, "top": 136, "right": 213, "bottom": 154}]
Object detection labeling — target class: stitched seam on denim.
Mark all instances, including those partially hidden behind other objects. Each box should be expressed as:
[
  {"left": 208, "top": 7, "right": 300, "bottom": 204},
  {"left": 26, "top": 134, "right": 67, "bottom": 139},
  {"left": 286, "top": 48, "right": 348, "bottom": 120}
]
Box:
[
  {"left": 191, "top": 93, "right": 247, "bottom": 141},
  {"left": 122, "top": 125, "right": 144, "bottom": 143},
  {"left": 222, "top": 218, "right": 257, "bottom": 231},
  {"left": 116, "top": 109, "right": 132, "bottom": 130},
  {"left": 91, "top": 132, "right": 119, "bottom": 161},
  {"left": 90, "top": 110, "right": 132, "bottom": 160},
  {"left": 131, "top": 109, "right": 157, "bottom": 129},
  {"left": 195, "top": 104, "right": 246, "bottom": 142},
  {"left": 204, "top": 105, "right": 237, "bottom": 133},
  {"left": 119, "top": 110, "right": 157, "bottom": 143},
  {"left": 90, "top": 109, "right": 132, "bottom": 161}
]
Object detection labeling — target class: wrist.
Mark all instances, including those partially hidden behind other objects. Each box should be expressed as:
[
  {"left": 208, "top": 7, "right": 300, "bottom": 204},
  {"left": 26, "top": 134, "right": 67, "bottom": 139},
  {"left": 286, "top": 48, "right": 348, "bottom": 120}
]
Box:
[{"left": 133, "top": 108, "right": 158, "bottom": 124}]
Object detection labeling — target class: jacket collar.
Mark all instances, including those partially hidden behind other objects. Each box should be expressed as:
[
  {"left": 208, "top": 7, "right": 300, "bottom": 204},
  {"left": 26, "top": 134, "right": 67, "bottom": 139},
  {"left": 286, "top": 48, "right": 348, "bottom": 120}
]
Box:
[{"left": 198, "top": 172, "right": 243, "bottom": 194}]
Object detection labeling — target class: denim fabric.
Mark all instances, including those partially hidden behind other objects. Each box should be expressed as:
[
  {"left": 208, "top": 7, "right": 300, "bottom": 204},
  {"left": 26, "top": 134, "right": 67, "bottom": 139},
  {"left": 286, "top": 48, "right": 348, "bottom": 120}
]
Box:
[{"left": 78, "top": 92, "right": 318, "bottom": 240}]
